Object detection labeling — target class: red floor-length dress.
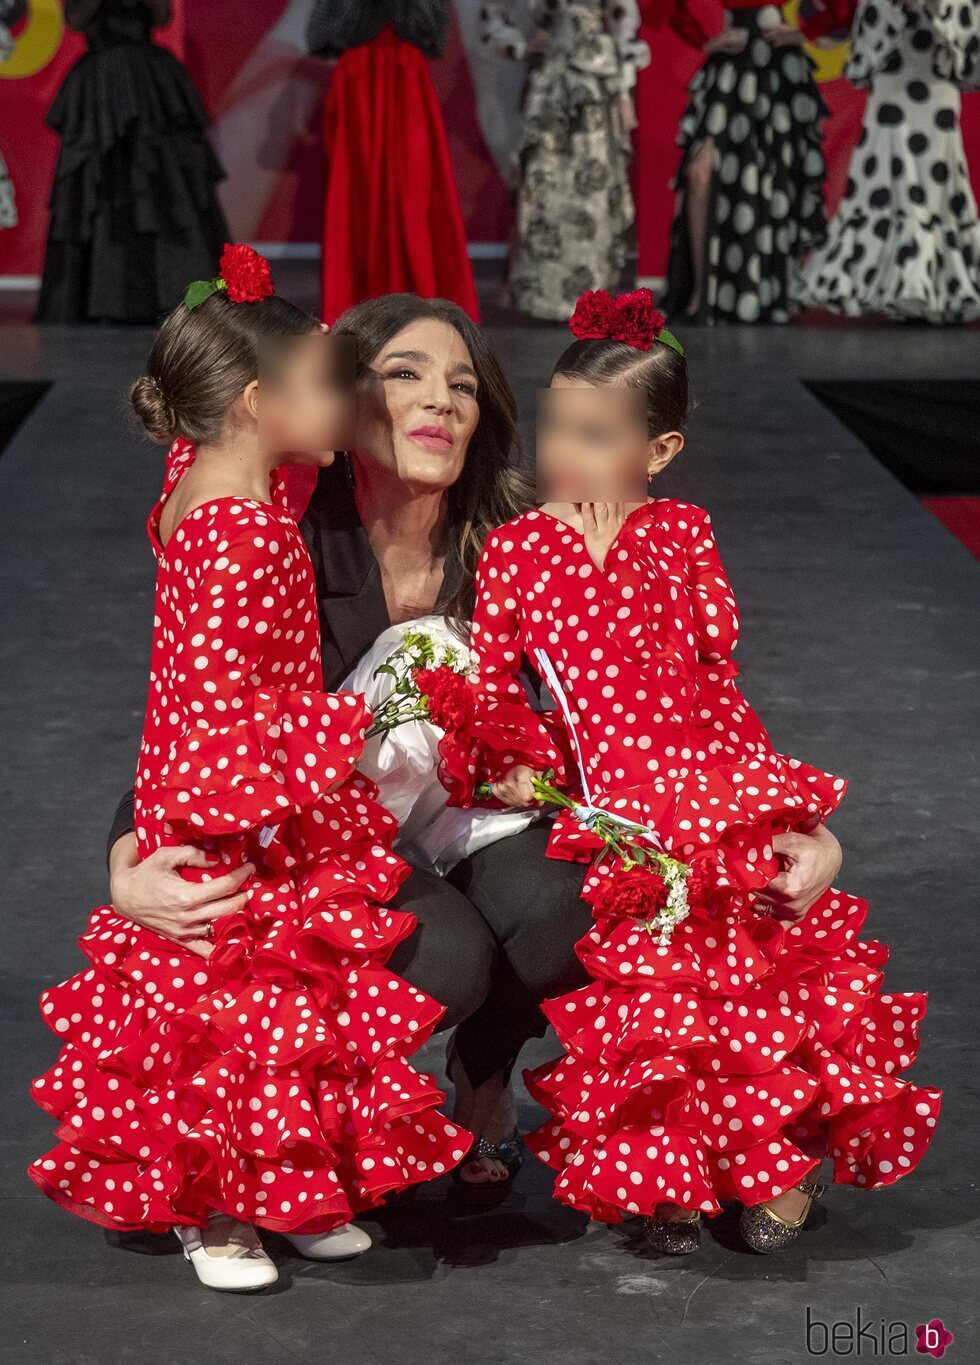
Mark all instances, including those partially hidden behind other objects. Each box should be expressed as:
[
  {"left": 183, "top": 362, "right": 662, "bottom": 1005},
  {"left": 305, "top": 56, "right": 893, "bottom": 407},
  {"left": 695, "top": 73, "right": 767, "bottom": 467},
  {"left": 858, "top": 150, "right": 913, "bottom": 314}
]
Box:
[
  {"left": 29, "top": 439, "right": 469, "bottom": 1233},
  {"left": 451, "top": 501, "right": 941, "bottom": 1221},
  {"left": 320, "top": 26, "right": 480, "bottom": 324}
]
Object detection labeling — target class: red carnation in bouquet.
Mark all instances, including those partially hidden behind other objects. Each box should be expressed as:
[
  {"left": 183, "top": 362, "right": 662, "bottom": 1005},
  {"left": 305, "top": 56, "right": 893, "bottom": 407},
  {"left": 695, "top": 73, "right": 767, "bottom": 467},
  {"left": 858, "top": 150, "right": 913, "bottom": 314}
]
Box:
[
  {"left": 683, "top": 856, "right": 715, "bottom": 908},
  {"left": 610, "top": 288, "right": 665, "bottom": 350},
  {"left": 414, "top": 666, "right": 476, "bottom": 734},
  {"left": 592, "top": 864, "right": 671, "bottom": 921},
  {"left": 219, "top": 243, "right": 275, "bottom": 304}
]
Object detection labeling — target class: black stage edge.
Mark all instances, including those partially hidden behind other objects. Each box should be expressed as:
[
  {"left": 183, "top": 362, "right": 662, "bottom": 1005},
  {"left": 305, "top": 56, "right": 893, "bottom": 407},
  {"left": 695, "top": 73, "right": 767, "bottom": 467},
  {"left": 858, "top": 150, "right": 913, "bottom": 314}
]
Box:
[
  {"left": 806, "top": 379, "right": 980, "bottom": 494},
  {"left": 0, "top": 382, "right": 51, "bottom": 462},
  {"left": 1, "top": 317, "right": 978, "bottom": 1365}
]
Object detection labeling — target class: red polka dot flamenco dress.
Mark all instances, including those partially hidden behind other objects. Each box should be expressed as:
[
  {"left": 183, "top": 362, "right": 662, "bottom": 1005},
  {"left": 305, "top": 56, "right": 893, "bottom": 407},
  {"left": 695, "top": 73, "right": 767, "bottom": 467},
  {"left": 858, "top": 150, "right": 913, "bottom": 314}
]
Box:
[
  {"left": 29, "top": 439, "right": 469, "bottom": 1234},
  {"left": 451, "top": 500, "right": 942, "bottom": 1222}
]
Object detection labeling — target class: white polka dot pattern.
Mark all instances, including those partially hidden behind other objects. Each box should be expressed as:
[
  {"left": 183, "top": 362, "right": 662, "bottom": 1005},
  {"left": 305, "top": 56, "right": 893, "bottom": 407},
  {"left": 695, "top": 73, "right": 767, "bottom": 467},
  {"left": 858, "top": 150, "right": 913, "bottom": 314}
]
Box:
[
  {"left": 464, "top": 501, "right": 941, "bottom": 1219},
  {"left": 28, "top": 439, "right": 470, "bottom": 1234}
]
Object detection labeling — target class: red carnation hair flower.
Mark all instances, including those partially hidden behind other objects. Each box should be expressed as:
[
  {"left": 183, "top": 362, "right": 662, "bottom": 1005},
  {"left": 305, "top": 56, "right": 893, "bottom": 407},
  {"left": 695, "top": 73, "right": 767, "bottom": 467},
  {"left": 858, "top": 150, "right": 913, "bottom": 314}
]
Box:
[
  {"left": 568, "top": 289, "right": 618, "bottom": 341},
  {"left": 611, "top": 289, "right": 665, "bottom": 350},
  {"left": 568, "top": 287, "right": 666, "bottom": 351},
  {"left": 218, "top": 243, "right": 275, "bottom": 305}
]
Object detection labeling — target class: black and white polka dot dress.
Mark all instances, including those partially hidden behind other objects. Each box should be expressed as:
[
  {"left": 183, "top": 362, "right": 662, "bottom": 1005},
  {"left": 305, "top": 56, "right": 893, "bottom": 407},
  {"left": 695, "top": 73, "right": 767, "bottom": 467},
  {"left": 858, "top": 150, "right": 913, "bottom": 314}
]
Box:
[
  {"left": 660, "top": 4, "right": 829, "bottom": 324},
  {"left": 796, "top": 0, "right": 980, "bottom": 321}
]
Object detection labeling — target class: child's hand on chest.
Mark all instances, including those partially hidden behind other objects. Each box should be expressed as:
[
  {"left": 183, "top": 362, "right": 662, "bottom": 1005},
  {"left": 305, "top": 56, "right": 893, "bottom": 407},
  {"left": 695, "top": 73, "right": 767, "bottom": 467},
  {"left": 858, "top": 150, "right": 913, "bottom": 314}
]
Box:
[{"left": 580, "top": 502, "right": 644, "bottom": 571}]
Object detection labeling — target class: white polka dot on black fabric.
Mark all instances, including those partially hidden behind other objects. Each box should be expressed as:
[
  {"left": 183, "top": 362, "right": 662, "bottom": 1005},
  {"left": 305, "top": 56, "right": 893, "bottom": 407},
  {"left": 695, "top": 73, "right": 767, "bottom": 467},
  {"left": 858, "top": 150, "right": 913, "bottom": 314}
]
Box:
[
  {"left": 796, "top": 0, "right": 980, "bottom": 322},
  {"left": 664, "top": 7, "right": 829, "bottom": 324}
]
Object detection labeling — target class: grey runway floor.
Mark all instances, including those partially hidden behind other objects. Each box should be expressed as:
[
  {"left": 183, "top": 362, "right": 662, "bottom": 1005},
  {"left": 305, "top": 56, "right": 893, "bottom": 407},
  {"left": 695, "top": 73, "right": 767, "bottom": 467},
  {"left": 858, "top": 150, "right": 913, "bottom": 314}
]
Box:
[{"left": 1, "top": 313, "right": 978, "bottom": 1365}]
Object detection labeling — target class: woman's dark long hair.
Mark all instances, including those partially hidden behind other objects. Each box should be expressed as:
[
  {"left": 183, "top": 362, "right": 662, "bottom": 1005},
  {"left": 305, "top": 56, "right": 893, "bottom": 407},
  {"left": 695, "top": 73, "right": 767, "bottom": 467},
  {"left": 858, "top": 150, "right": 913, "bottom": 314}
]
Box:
[{"left": 332, "top": 294, "right": 533, "bottom": 635}]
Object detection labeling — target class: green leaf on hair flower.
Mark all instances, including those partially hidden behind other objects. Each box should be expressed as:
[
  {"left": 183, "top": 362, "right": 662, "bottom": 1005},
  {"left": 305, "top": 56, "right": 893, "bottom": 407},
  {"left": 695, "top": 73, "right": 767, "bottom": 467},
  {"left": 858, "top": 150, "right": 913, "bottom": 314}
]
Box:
[
  {"left": 184, "top": 278, "right": 222, "bottom": 310},
  {"left": 657, "top": 328, "right": 684, "bottom": 357}
]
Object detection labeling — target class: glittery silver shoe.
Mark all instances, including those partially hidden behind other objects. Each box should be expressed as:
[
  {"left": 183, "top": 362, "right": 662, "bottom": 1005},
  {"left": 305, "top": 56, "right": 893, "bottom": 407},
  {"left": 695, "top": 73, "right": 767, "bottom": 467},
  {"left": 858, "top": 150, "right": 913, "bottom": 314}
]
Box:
[
  {"left": 642, "top": 1208, "right": 702, "bottom": 1255},
  {"left": 739, "top": 1177, "right": 825, "bottom": 1254}
]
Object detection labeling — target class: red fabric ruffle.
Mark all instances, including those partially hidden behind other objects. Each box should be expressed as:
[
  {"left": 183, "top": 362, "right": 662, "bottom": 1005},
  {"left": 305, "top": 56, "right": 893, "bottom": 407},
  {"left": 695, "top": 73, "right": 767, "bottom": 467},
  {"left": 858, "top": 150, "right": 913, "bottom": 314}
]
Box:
[
  {"left": 526, "top": 885, "right": 941, "bottom": 1220},
  {"left": 29, "top": 687, "right": 471, "bottom": 1232},
  {"left": 526, "top": 750, "right": 940, "bottom": 1219},
  {"left": 156, "top": 688, "right": 372, "bottom": 837},
  {"left": 544, "top": 751, "right": 847, "bottom": 868}
]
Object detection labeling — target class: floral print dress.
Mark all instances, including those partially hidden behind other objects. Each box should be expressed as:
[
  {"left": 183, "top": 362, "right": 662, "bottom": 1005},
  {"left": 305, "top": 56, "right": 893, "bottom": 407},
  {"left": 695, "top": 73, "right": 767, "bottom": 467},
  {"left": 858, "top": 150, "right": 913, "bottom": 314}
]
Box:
[{"left": 482, "top": 1, "right": 651, "bottom": 319}]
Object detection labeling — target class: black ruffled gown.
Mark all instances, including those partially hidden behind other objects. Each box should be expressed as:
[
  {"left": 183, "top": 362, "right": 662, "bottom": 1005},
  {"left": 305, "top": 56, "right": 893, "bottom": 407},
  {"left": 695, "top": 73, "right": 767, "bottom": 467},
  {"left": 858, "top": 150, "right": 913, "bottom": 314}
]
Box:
[{"left": 35, "top": 0, "right": 229, "bottom": 323}]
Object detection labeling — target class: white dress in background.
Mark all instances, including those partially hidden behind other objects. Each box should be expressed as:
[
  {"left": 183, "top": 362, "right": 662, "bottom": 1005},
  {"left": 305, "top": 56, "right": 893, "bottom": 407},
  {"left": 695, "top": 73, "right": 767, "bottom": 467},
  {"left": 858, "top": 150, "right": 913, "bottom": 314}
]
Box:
[
  {"left": 797, "top": 0, "right": 980, "bottom": 321},
  {"left": 342, "top": 616, "right": 544, "bottom": 877}
]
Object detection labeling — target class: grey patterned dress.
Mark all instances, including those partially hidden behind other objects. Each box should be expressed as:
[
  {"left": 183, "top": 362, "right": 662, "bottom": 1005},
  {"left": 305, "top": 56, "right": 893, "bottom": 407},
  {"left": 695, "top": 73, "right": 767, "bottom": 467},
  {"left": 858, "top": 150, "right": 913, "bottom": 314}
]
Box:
[
  {"left": 482, "top": 1, "right": 650, "bottom": 320},
  {"left": 0, "top": 19, "right": 17, "bottom": 230}
]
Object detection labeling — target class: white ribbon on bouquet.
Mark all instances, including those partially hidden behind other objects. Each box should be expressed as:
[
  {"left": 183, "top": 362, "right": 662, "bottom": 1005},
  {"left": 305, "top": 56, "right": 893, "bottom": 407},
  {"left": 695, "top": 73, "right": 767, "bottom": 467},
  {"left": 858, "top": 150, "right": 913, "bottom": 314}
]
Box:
[{"left": 533, "top": 646, "right": 664, "bottom": 851}]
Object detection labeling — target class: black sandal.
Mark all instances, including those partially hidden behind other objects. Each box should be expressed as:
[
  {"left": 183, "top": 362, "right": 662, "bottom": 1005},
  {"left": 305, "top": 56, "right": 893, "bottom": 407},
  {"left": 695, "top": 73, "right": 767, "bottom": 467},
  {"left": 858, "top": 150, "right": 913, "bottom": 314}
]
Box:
[{"left": 451, "top": 1128, "right": 525, "bottom": 1202}]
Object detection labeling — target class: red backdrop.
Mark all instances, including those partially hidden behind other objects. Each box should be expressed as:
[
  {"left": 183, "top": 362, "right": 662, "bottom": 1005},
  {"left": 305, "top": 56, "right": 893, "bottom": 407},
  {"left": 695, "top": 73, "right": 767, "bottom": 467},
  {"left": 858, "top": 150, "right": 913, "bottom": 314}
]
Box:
[{"left": 1, "top": 0, "right": 978, "bottom": 283}]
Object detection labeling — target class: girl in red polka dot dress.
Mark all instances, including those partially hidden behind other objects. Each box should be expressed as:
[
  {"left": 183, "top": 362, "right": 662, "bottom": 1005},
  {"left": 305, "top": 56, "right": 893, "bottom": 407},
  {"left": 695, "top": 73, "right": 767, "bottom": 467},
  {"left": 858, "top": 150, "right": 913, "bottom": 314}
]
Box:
[
  {"left": 28, "top": 248, "right": 468, "bottom": 1291},
  {"left": 449, "top": 288, "right": 942, "bottom": 1255}
]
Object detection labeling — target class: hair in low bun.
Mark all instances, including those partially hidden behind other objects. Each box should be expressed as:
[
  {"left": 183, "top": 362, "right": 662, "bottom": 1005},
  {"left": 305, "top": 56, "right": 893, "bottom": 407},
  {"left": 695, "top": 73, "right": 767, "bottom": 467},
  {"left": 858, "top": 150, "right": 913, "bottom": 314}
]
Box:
[
  {"left": 131, "top": 374, "right": 178, "bottom": 444},
  {"left": 131, "top": 290, "right": 317, "bottom": 448}
]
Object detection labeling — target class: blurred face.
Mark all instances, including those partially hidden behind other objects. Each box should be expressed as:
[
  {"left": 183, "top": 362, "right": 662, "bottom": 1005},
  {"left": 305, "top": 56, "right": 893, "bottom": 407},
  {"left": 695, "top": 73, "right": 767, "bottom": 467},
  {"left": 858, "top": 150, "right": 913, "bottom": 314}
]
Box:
[
  {"left": 353, "top": 318, "right": 481, "bottom": 491},
  {"left": 258, "top": 334, "right": 355, "bottom": 465},
  {"left": 537, "top": 378, "right": 650, "bottom": 501}
]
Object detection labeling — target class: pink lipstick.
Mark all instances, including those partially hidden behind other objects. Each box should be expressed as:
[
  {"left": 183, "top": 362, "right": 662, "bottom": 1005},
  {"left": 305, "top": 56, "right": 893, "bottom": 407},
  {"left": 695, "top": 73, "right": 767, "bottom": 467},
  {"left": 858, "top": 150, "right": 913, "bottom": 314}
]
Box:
[{"left": 408, "top": 425, "right": 454, "bottom": 450}]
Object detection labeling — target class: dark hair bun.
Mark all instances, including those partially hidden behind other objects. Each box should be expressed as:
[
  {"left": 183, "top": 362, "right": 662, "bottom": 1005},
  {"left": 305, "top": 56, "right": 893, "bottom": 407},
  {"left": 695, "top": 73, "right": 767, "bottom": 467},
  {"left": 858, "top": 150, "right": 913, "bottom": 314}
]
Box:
[{"left": 131, "top": 374, "right": 177, "bottom": 444}]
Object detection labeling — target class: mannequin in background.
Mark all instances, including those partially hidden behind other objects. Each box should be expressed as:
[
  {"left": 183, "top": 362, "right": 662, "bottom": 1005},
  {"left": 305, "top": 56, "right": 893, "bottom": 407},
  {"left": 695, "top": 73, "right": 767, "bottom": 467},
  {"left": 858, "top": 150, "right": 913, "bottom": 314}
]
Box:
[
  {"left": 308, "top": 0, "right": 479, "bottom": 323},
  {"left": 481, "top": 1, "right": 650, "bottom": 320},
  {"left": 35, "top": 0, "right": 228, "bottom": 323}
]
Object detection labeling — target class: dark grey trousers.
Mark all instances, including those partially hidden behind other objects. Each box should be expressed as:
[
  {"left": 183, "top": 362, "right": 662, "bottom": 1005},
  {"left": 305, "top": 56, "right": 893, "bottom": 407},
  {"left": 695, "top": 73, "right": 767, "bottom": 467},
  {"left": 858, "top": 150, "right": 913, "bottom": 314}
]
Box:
[{"left": 386, "top": 822, "right": 592, "bottom": 1089}]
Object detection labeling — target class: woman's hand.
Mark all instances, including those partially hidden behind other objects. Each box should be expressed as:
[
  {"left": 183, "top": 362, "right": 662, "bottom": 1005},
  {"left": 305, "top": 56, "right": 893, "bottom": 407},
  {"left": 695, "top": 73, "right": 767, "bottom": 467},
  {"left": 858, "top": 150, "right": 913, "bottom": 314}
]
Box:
[
  {"left": 493, "top": 765, "right": 540, "bottom": 808},
  {"left": 108, "top": 833, "right": 255, "bottom": 959},
  {"left": 704, "top": 27, "right": 748, "bottom": 55},
  {"left": 756, "top": 824, "right": 842, "bottom": 922},
  {"left": 764, "top": 24, "right": 806, "bottom": 46}
]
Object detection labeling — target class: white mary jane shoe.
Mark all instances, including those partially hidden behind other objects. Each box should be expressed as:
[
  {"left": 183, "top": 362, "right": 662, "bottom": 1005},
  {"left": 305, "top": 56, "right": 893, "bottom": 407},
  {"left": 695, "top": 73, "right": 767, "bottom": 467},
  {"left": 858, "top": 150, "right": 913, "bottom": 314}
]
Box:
[
  {"left": 283, "top": 1222, "right": 372, "bottom": 1261},
  {"left": 175, "top": 1216, "right": 278, "bottom": 1292}
]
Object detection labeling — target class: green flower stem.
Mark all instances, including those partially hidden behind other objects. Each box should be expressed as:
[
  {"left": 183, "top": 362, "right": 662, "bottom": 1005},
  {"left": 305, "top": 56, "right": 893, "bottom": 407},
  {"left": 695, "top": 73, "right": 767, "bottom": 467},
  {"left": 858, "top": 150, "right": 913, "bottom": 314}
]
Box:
[{"left": 366, "top": 699, "right": 430, "bottom": 738}]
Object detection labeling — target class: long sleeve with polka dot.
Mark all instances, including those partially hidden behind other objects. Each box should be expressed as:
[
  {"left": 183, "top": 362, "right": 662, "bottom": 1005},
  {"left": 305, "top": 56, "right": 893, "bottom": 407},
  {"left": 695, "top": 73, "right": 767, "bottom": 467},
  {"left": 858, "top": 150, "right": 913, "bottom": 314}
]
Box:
[
  {"left": 146, "top": 513, "right": 373, "bottom": 842},
  {"left": 466, "top": 525, "right": 567, "bottom": 792},
  {"left": 29, "top": 438, "right": 470, "bottom": 1238},
  {"left": 460, "top": 502, "right": 844, "bottom": 854},
  {"left": 679, "top": 506, "right": 741, "bottom": 661},
  {"left": 478, "top": 501, "right": 942, "bottom": 1228}
]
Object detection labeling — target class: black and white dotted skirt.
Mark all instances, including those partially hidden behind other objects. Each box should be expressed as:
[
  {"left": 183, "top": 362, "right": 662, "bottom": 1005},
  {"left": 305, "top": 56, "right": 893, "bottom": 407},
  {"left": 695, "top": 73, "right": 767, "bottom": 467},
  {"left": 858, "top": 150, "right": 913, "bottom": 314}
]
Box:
[
  {"left": 662, "top": 4, "right": 828, "bottom": 325},
  {"left": 796, "top": 43, "right": 980, "bottom": 321}
]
